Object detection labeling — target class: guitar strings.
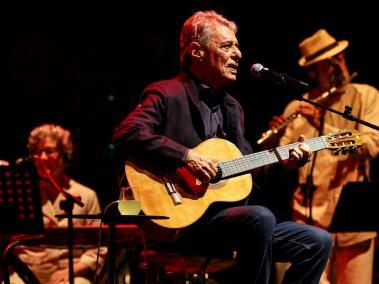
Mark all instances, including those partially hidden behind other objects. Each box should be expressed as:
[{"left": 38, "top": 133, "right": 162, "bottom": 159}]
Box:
[
  {"left": 165, "top": 135, "right": 347, "bottom": 182},
  {"left": 219, "top": 137, "right": 326, "bottom": 178},
  {"left": 165, "top": 137, "right": 327, "bottom": 183}
]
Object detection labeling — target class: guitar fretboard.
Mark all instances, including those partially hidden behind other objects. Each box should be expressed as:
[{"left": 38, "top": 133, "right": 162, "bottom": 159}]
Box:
[{"left": 218, "top": 136, "right": 327, "bottom": 179}]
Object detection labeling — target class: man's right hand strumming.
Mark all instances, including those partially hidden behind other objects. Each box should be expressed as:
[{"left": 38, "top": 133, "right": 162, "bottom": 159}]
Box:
[{"left": 185, "top": 149, "right": 218, "bottom": 183}]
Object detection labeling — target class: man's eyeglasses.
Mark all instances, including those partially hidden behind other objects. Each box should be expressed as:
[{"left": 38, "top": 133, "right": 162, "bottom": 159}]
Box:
[{"left": 33, "top": 147, "right": 59, "bottom": 156}]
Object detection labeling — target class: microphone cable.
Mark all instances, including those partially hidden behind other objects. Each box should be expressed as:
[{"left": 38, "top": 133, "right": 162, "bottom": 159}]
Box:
[{"left": 93, "top": 200, "right": 119, "bottom": 284}]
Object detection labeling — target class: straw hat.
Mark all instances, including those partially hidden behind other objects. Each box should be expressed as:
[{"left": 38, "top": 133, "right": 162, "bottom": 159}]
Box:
[{"left": 298, "top": 29, "right": 349, "bottom": 67}]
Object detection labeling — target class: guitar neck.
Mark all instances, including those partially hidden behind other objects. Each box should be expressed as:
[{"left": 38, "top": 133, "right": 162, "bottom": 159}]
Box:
[{"left": 218, "top": 136, "right": 327, "bottom": 179}]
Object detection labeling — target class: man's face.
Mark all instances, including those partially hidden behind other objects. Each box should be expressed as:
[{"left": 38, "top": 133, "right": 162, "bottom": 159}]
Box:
[
  {"left": 310, "top": 52, "right": 349, "bottom": 91},
  {"left": 32, "top": 136, "right": 64, "bottom": 179},
  {"left": 201, "top": 25, "right": 242, "bottom": 89}
]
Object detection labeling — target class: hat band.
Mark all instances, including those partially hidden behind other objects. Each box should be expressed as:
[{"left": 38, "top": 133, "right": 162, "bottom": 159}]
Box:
[{"left": 305, "top": 41, "right": 339, "bottom": 62}]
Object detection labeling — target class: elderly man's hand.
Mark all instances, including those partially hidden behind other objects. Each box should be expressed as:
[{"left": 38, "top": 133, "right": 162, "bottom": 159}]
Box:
[
  {"left": 284, "top": 135, "right": 312, "bottom": 169},
  {"left": 185, "top": 149, "right": 218, "bottom": 183}
]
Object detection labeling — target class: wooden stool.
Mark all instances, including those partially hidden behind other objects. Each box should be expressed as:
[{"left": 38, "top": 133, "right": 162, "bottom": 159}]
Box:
[{"left": 141, "top": 250, "right": 236, "bottom": 284}]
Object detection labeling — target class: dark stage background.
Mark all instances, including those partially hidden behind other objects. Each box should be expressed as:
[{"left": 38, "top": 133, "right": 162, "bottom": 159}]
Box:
[{"left": 4, "top": 1, "right": 379, "bottom": 208}]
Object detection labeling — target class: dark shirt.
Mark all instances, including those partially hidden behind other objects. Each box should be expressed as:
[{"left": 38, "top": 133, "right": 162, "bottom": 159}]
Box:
[{"left": 196, "top": 83, "right": 227, "bottom": 139}]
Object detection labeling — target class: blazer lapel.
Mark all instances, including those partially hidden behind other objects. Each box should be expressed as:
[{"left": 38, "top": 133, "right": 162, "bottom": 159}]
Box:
[
  {"left": 222, "top": 95, "right": 238, "bottom": 142},
  {"left": 180, "top": 73, "right": 206, "bottom": 139}
]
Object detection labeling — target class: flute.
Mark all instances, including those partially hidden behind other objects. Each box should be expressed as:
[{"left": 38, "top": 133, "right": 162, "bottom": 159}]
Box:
[{"left": 257, "top": 72, "right": 357, "bottom": 146}]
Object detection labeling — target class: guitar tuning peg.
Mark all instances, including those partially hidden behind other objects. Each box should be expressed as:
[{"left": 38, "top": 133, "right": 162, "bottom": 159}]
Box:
[
  {"left": 333, "top": 149, "right": 341, "bottom": 155},
  {"left": 349, "top": 146, "right": 358, "bottom": 154}
]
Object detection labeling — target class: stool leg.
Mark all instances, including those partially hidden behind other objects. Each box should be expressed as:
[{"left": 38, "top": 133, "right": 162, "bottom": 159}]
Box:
[
  {"left": 144, "top": 263, "right": 158, "bottom": 284},
  {"left": 199, "top": 270, "right": 206, "bottom": 284},
  {"left": 199, "top": 257, "right": 210, "bottom": 284},
  {"left": 175, "top": 274, "right": 187, "bottom": 284}
]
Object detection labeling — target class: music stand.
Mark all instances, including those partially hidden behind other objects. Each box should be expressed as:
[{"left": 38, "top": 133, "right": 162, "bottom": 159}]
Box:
[
  {"left": 0, "top": 162, "right": 44, "bottom": 235},
  {"left": 329, "top": 181, "right": 379, "bottom": 232},
  {"left": 55, "top": 213, "right": 169, "bottom": 284},
  {"left": 0, "top": 161, "right": 44, "bottom": 284}
]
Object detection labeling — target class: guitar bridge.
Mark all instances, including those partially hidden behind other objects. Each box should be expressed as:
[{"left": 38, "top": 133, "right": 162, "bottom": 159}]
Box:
[{"left": 163, "top": 177, "right": 182, "bottom": 205}]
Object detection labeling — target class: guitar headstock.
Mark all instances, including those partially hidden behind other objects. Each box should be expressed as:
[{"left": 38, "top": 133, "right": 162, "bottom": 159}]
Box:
[{"left": 324, "top": 129, "right": 363, "bottom": 155}]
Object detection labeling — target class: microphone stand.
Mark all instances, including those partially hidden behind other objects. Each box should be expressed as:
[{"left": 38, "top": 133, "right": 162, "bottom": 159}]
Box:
[
  {"left": 38, "top": 158, "right": 84, "bottom": 284},
  {"left": 294, "top": 95, "right": 379, "bottom": 131},
  {"left": 302, "top": 113, "right": 324, "bottom": 225},
  {"left": 59, "top": 192, "right": 84, "bottom": 284}
]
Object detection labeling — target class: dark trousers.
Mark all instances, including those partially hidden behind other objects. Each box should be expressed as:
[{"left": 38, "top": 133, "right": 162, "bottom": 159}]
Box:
[{"left": 188, "top": 205, "right": 333, "bottom": 284}]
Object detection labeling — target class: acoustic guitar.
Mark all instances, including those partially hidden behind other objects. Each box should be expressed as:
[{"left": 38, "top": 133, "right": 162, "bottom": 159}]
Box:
[{"left": 125, "top": 129, "right": 362, "bottom": 232}]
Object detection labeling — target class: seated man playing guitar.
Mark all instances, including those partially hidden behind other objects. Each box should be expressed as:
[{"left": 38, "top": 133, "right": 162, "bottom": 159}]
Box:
[{"left": 113, "top": 10, "right": 333, "bottom": 284}]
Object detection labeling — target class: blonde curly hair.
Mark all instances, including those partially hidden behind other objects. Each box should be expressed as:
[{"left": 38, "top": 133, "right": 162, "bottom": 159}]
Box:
[{"left": 27, "top": 124, "right": 73, "bottom": 163}]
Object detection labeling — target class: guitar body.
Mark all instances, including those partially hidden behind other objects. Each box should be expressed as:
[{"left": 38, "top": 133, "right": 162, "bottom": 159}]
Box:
[
  {"left": 125, "top": 138, "right": 253, "bottom": 229},
  {"left": 124, "top": 129, "right": 362, "bottom": 240}
]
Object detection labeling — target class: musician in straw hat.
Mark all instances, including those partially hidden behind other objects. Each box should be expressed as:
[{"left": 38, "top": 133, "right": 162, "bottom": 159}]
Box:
[{"left": 274, "top": 29, "right": 379, "bottom": 284}]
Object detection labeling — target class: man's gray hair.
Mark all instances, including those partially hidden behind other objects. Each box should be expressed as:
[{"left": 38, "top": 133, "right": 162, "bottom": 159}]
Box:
[{"left": 179, "top": 10, "right": 238, "bottom": 69}]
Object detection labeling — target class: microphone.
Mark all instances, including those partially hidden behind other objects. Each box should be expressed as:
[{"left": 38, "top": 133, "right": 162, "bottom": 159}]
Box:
[
  {"left": 251, "top": 63, "right": 309, "bottom": 90},
  {"left": 15, "top": 155, "right": 34, "bottom": 165}
]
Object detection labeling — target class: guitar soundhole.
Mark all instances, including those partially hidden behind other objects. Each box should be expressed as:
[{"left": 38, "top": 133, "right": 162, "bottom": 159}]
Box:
[
  {"left": 209, "top": 176, "right": 221, "bottom": 183},
  {"left": 209, "top": 165, "right": 223, "bottom": 183}
]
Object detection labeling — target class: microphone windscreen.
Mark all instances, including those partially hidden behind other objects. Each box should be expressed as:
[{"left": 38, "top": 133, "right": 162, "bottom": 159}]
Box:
[{"left": 250, "top": 63, "right": 264, "bottom": 76}]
